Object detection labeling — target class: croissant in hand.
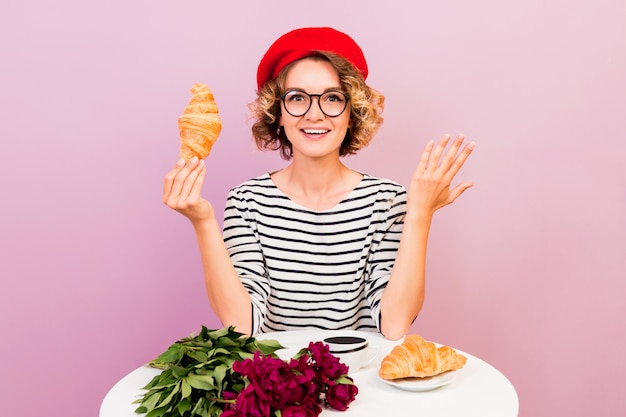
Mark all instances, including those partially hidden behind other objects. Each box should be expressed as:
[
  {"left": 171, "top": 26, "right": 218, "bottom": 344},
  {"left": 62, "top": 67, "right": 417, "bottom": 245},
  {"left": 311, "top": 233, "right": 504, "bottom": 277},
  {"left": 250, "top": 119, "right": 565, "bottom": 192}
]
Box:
[
  {"left": 379, "top": 335, "right": 467, "bottom": 380},
  {"left": 178, "top": 83, "right": 222, "bottom": 160}
]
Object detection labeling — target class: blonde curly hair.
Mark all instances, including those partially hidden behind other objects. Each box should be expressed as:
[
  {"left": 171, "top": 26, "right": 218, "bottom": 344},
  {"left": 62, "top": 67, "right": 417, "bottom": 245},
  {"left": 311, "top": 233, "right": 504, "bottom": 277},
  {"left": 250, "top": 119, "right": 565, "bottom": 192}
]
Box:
[{"left": 249, "top": 51, "right": 385, "bottom": 160}]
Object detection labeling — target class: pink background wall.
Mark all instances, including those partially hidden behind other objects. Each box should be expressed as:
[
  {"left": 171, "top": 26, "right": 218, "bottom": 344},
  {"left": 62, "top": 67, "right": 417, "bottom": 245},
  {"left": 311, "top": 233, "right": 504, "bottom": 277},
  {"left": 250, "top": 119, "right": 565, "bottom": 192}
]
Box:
[{"left": 1, "top": 1, "right": 624, "bottom": 416}]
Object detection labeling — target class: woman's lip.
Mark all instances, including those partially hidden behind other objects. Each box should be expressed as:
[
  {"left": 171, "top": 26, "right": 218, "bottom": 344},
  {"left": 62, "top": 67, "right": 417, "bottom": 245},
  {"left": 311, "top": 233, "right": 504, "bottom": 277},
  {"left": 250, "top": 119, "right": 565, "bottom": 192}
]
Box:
[
  {"left": 302, "top": 128, "right": 330, "bottom": 134},
  {"left": 301, "top": 129, "right": 330, "bottom": 140}
]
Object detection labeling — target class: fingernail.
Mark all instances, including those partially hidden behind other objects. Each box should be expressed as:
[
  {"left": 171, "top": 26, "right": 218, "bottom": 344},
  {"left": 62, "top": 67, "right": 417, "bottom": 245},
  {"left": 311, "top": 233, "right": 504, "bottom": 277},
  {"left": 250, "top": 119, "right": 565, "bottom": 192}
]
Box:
[
  {"left": 190, "top": 156, "right": 199, "bottom": 164},
  {"left": 468, "top": 141, "right": 475, "bottom": 150},
  {"left": 177, "top": 158, "right": 185, "bottom": 166}
]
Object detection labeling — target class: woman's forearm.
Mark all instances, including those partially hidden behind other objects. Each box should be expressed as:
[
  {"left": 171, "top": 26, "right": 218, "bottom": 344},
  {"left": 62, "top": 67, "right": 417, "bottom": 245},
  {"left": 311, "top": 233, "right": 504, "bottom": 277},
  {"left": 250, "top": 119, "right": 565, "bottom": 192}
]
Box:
[
  {"left": 380, "top": 211, "right": 432, "bottom": 340},
  {"left": 192, "top": 217, "right": 253, "bottom": 334}
]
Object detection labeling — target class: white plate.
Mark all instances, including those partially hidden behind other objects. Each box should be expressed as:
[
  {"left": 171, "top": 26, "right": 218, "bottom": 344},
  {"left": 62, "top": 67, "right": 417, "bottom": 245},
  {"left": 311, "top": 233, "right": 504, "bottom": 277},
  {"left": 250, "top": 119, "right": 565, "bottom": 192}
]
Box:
[{"left": 378, "top": 371, "right": 457, "bottom": 392}]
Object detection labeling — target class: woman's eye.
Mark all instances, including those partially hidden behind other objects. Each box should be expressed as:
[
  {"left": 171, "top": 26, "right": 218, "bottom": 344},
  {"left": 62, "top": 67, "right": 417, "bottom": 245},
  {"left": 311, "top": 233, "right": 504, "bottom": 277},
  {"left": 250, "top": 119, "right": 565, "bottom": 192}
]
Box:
[
  {"left": 286, "top": 92, "right": 306, "bottom": 102},
  {"left": 325, "top": 93, "right": 344, "bottom": 103}
]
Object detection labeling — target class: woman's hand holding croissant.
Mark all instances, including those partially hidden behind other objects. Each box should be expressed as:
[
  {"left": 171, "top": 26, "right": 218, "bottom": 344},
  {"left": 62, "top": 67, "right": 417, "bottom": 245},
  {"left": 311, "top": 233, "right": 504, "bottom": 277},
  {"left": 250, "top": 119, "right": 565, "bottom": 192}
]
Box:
[
  {"left": 163, "top": 157, "right": 215, "bottom": 224},
  {"left": 406, "top": 134, "right": 475, "bottom": 220}
]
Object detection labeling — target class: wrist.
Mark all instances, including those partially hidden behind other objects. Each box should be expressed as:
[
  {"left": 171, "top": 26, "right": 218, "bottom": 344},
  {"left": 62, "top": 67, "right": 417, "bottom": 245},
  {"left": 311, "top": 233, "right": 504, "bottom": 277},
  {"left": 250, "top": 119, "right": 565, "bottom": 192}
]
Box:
[
  {"left": 404, "top": 209, "right": 433, "bottom": 226},
  {"left": 191, "top": 215, "right": 219, "bottom": 234}
]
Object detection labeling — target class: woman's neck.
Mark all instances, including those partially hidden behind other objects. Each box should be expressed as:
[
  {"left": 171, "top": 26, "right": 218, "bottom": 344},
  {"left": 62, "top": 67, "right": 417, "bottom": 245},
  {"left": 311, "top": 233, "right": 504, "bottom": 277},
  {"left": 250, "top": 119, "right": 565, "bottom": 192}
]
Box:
[{"left": 271, "top": 158, "right": 362, "bottom": 211}]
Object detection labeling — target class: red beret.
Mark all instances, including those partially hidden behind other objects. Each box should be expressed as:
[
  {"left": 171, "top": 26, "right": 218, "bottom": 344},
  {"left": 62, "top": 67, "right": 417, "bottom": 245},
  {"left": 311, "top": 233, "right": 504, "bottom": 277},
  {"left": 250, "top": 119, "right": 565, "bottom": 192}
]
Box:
[{"left": 256, "top": 27, "right": 368, "bottom": 90}]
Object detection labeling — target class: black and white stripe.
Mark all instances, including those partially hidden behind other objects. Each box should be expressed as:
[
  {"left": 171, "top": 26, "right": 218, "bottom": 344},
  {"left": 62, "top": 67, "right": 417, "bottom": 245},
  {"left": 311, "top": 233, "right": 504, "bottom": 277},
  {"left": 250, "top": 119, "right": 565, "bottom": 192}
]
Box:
[{"left": 223, "top": 173, "right": 406, "bottom": 334}]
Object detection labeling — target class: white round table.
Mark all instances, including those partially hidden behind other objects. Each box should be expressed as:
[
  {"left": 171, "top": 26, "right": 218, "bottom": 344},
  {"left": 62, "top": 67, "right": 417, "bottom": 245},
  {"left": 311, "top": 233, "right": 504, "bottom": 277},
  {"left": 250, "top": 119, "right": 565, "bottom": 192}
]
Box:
[{"left": 101, "top": 330, "right": 518, "bottom": 417}]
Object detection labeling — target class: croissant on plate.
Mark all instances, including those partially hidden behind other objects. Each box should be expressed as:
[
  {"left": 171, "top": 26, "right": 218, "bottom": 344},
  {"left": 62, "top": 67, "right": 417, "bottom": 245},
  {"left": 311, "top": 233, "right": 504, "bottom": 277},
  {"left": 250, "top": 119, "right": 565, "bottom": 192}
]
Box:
[
  {"left": 178, "top": 83, "right": 222, "bottom": 160},
  {"left": 379, "top": 334, "right": 467, "bottom": 380}
]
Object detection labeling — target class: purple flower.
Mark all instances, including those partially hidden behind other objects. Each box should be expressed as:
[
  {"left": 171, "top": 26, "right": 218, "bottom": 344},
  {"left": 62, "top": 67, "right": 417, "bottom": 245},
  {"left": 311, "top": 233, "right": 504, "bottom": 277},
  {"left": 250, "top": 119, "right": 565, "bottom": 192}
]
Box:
[
  {"left": 281, "top": 404, "right": 320, "bottom": 417},
  {"left": 307, "top": 342, "right": 349, "bottom": 383},
  {"left": 224, "top": 341, "right": 357, "bottom": 416},
  {"left": 299, "top": 392, "right": 324, "bottom": 417},
  {"left": 230, "top": 384, "right": 270, "bottom": 417},
  {"left": 234, "top": 352, "right": 316, "bottom": 410},
  {"left": 325, "top": 379, "right": 358, "bottom": 411}
]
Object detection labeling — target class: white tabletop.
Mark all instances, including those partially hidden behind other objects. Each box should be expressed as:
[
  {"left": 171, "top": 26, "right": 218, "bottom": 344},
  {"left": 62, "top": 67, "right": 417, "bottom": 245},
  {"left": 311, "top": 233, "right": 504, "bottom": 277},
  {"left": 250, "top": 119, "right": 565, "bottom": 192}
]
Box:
[{"left": 100, "top": 330, "right": 518, "bottom": 417}]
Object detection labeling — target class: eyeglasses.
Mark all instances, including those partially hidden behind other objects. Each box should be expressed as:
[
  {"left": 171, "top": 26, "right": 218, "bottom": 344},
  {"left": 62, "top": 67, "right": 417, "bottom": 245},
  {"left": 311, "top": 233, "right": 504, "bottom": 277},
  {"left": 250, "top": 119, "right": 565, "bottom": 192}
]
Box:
[{"left": 280, "top": 89, "right": 350, "bottom": 118}]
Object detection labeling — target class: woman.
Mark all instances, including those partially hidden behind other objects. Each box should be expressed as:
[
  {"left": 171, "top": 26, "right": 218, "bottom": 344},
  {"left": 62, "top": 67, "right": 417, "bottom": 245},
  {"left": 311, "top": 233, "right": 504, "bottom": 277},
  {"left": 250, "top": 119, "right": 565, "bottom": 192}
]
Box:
[{"left": 163, "top": 27, "right": 474, "bottom": 340}]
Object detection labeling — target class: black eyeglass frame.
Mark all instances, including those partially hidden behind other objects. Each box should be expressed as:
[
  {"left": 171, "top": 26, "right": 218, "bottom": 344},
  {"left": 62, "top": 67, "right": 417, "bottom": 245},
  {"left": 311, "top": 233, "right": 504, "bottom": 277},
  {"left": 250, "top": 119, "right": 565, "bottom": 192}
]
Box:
[{"left": 280, "top": 89, "right": 350, "bottom": 118}]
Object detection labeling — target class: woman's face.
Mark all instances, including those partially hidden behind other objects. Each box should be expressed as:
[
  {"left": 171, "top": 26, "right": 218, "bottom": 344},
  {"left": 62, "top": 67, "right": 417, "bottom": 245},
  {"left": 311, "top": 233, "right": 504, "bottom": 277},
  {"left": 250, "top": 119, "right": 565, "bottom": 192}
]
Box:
[{"left": 279, "top": 58, "right": 350, "bottom": 161}]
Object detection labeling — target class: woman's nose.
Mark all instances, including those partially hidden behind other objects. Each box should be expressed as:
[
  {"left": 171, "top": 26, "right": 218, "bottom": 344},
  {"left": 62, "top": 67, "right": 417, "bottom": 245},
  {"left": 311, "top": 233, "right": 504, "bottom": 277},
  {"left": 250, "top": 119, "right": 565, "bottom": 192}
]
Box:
[{"left": 304, "top": 97, "right": 325, "bottom": 120}]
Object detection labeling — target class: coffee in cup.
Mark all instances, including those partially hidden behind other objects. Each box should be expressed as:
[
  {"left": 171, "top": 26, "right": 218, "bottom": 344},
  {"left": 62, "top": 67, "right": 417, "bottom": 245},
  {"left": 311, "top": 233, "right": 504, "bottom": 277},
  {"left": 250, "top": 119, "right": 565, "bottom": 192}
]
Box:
[{"left": 324, "top": 335, "right": 378, "bottom": 373}]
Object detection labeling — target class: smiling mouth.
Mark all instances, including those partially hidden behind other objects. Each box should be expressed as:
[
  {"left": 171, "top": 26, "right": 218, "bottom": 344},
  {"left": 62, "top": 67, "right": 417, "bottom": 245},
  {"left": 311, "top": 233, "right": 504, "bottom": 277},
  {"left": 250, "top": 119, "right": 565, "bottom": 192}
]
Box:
[{"left": 303, "top": 129, "right": 329, "bottom": 135}]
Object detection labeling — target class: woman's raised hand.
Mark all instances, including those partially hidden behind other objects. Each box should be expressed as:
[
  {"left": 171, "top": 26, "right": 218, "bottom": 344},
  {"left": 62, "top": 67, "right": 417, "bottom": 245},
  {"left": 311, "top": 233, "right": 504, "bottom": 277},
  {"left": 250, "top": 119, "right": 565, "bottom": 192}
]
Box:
[
  {"left": 162, "top": 157, "right": 215, "bottom": 223},
  {"left": 407, "top": 134, "right": 475, "bottom": 218}
]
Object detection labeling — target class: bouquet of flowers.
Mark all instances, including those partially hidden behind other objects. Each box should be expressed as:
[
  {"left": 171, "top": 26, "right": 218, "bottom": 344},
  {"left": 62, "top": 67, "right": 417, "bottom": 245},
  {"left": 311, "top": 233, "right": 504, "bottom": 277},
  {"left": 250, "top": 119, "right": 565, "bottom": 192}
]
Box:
[{"left": 135, "top": 326, "right": 358, "bottom": 417}]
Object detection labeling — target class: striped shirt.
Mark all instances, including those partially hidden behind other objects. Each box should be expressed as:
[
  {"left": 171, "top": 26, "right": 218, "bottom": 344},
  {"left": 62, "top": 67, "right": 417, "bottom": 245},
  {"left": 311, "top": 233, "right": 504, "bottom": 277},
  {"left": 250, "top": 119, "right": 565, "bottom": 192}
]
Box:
[{"left": 222, "top": 172, "right": 407, "bottom": 335}]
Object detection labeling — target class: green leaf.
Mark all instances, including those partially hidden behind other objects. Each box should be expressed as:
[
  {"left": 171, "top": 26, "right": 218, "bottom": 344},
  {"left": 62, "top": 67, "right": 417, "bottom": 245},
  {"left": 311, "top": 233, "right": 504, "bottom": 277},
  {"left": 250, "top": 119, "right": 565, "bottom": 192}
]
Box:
[
  {"left": 198, "top": 325, "right": 210, "bottom": 339},
  {"left": 187, "top": 350, "right": 209, "bottom": 363},
  {"left": 292, "top": 348, "right": 309, "bottom": 360},
  {"left": 333, "top": 376, "right": 354, "bottom": 385},
  {"left": 145, "top": 404, "right": 169, "bottom": 417},
  {"left": 254, "top": 339, "right": 285, "bottom": 355},
  {"left": 155, "top": 381, "right": 180, "bottom": 408},
  {"left": 185, "top": 373, "right": 215, "bottom": 391},
  {"left": 214, "top": 337, "right": 238, "bottom": 348},
  {"left": 141, "top": 376, "right": 160, "bottom": 390},
  {"left": 177, "top": 397, "right": 192, "bottom": 415},
  {"left": 157, "top": 370, "right": 177, "bottom": 384},
  {"left": 138, "top": 390, "right": 161, "bottom": 410},
  {"left": 170, "top": 365, "right": 190, "bottom": 379},
  {"left": 191, "top": 340, "right": 215, "bottom": 351},
  {"left": 191, "top": 397, "right": 206, "bottom": 415},
  {"left": 207, "top": 327, "right": 230, "bottom": 340},
  {"left": 213, "top": 364, "right": 228, "bottom": 393},
  {"left": 206, "top": 347, "right": 231, "bottom": 359},
  {"left": 180, "top": 378, "right": 192, "bottom": 399},
  {"left": 156, "top": 343, "right": 185, "bottom": 364}
]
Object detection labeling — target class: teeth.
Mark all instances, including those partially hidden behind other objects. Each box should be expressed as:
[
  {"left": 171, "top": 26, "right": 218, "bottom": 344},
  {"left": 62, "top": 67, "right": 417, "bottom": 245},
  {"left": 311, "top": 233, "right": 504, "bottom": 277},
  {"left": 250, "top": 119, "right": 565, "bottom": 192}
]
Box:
[{"left": 304, "top": 129, "right": 328, "bottom": 134}]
